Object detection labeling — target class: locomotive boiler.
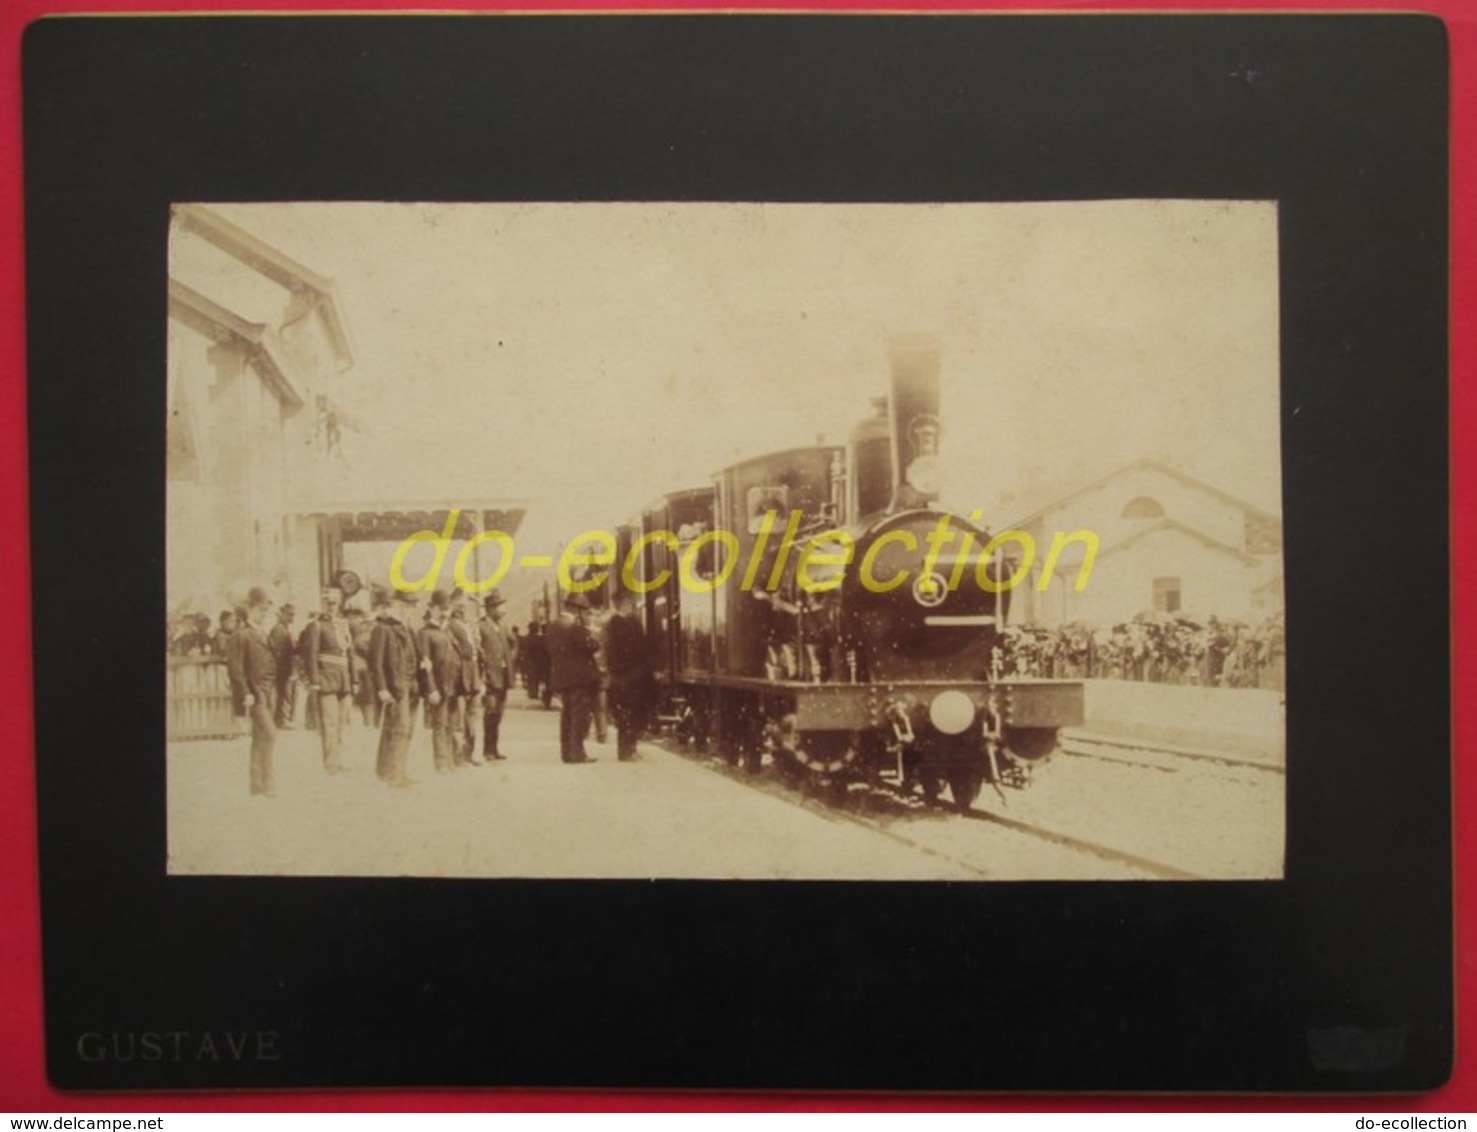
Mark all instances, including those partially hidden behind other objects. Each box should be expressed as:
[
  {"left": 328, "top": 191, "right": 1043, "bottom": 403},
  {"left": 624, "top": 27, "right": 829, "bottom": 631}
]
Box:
[{"left": 611, "top": 338, "right": 1084, "bottom": 810}]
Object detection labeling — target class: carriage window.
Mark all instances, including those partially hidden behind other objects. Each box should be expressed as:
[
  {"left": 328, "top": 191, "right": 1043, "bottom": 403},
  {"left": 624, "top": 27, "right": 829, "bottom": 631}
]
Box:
[
  {"left": 1152, "top": 576, "right": 1181, "bottom": 613},
  {"left": 746, "top": 485, "right": 790, "bottom": 534}
]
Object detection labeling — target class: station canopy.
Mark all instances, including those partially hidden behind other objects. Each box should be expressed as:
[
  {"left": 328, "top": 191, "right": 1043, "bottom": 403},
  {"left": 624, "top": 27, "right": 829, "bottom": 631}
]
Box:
[{"left": 295, "top": 500, "right": 528, "bottom": 543}]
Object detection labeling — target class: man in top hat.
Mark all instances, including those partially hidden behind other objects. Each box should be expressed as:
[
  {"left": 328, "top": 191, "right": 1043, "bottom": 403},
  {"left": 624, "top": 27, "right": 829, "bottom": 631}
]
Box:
[
  {"left": 417, "top": 589, "right": 460, "bottom": 774},
  {"left": 268, "top": 603, "right": 299, "bottom": 729},
  {"left": 369, "top": 589, "right": 422, "bottom": 787},
  {"left": 478, "top": 588, "right": 518, "bottom": 761},
  {"left": 300, "top": 586, "right": 354, "bottom": 774},
  {"left": 546, "top": 590, "right": 601, "bottom": 764},
  {"left": 235, "top": 587, "right": 278, "bottom": 797},
  {"left": 445, "top": 589, "right": 483, "bottom": 766}
]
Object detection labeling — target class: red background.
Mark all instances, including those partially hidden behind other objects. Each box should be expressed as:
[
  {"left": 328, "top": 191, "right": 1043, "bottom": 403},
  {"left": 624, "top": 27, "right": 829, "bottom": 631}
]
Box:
[{"left": 1, "top": 0, "right": 1470, "bottom": 1112}]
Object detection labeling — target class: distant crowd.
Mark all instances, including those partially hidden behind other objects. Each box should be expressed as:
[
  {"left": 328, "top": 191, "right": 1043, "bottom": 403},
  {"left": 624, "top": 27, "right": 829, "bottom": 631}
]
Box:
[{"left": 998, "top": 611, "right": 1286, "bottom": 692}]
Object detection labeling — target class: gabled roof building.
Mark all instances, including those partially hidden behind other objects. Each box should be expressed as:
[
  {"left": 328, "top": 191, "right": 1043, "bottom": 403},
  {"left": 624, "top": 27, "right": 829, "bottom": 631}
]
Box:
[{"left": 1002, "top": 458, "right": 1283, "bottom": 629}]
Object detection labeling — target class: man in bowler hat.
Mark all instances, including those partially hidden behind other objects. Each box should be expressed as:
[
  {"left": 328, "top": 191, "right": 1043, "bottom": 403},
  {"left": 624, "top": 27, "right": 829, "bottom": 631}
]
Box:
[
  {"left": 478, "top": 588, "right": 518, "bottom": 761},
  {"left": 547, "top": 591, "right": 601, "bottom": 764},
  {"left": 417, "top": 589, "right": 459, "bottom": 774},
  {"left": 236, "top": 587, "right": 278, "bottom": 797},
  {"left": 268, "top": 603, "right": 299, "bottom": 729},
  {"left": 369, "top": 590, "right": 422, "bottom": 787}
]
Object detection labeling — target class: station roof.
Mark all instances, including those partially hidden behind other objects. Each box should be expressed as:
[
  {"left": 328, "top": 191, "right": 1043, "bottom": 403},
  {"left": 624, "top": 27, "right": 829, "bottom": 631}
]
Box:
[
  {"left": 173, "top": 204, "right": 355, "bottom": 371},
  {"left": 168, "top": 279, "right": 305, "bottom": 409}
]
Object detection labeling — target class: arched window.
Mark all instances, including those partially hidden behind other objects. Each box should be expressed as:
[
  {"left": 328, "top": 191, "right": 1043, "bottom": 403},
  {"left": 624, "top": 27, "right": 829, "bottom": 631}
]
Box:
[{"left": 1121, "top": 496, "right": 1166, "bottom": 520}]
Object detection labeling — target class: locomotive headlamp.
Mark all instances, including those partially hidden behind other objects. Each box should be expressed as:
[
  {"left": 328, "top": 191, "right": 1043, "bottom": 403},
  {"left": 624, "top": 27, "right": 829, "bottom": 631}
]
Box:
[
  {"left": 904, "top": 453, "right": 941, "bottom": 496},
  {"left": 929, "top": 689, "right": 976, "bottom": 736}
]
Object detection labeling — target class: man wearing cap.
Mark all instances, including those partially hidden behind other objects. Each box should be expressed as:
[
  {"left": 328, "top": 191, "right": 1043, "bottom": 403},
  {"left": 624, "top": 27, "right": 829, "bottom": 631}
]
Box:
[
  {"left": 478, "top": 588, "right": 517, "bottom": 761},
  {"left": 446, "top": 590, "right": 484, "bottom": 766},
  {"left": 268, "top": 603, "right": 299, "bottom": 729},
  {"left": 417, "top": 590, "right": 460, "bottom": 774},
  {"left": 237, "top": 587, "right": 278, "bottom": 797},
  {"left": 547, "top": 592, "right": 601, "bottom": 764},
  {"left": 369, "top": 589, "right": 422, "bottom": 787},
  {"left": 300, "top": 587, "right": 354, "bottom": 774}
]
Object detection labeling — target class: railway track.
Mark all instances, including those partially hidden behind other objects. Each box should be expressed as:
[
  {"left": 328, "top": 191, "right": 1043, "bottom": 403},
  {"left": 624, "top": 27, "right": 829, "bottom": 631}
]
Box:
[
  {"left": 1059, "top": 730, "right": 1283, "bottom": 779},
  {"left": 954, "top": 805, "right": 1204, "bottom": 880},
  {"left": 663, "top": 737, "right": 1210, "bottom": 880}
]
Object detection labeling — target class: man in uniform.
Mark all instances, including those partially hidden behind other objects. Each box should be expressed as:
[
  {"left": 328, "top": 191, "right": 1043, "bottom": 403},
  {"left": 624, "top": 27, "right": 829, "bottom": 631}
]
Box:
[
  {"left": 478, "top": 588, "right": 517, "bottom": 761},
  {"left": 603, "top": 592, "right": 654, "bottom": 761},
  {"left": 300, "top": 587, "right": 354, "bottom": 774},
  {"left": 416, "top": 590, "right": 459, "bottom": 774},
  {"left": 446, "top": 589, "right": 483, "bottom": 766},
  {"left": 267, "top": 603, "right": 299, "bottom": 728},
  {"left": 369, "top": 590, "right": 421, "bottom": 788},
  {"left": 235, "top": 587, "right": 278, "bottom": 797},
  {"left": 547, "top": 592, "right": 600, "bottom": 764}
]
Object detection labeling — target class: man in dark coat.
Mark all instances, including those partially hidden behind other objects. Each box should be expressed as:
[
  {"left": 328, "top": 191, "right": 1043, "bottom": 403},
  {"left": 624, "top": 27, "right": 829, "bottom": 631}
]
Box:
[
  {"left": 267, "top": 603, "right": 299, "bottom": 728},
  {"left": 300, "top": 587, "right": 354, "bottom": 774},
  {"left": 478, "top": 588, "right": 517, "bottom": 761},
  {"left": 603, "top": 593, "right": 654, "bottom": 761},
  {"left": 523, "top": 621, "right": 551, "bottom": 707},
  {"left": 369, "top": 590, "right": 422, "bottom": 787},
  {"left": 235, "top": 588, "right": 278, "bottom": 797},
  {"left": 417, "top": 590, "right": 459, "bottom": 774},
  {"left": 446, "top": 590, "right": 483, "bottom": 765},
  {"left": 546, "top": 592, "right": 600, "bottom": 764}
]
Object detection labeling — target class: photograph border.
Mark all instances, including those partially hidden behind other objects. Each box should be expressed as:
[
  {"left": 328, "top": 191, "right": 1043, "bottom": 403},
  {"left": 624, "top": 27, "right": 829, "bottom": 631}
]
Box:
[{"left": 12, "top": 5, "right": 1460, "bottom": 1101}]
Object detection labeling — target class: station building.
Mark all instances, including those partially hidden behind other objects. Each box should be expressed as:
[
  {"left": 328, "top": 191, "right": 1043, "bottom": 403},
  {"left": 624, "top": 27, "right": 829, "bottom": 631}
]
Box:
[
  {"left": 1002, "top": 458, "right": 1283, "bottom": 629},
  {"left": 166, "top": 205, "right": 356, "bottom": 616}
]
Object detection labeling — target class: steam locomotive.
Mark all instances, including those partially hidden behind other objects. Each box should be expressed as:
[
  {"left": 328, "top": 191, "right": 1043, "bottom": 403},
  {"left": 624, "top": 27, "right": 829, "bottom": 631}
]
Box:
[{"left": 599, "top": 339, "right": 1084, "bottom": 809}]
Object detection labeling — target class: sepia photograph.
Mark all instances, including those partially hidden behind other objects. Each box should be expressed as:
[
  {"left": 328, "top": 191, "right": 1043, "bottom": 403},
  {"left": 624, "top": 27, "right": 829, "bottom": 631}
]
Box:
[
  {"left": 165, "top": 199, "right": 1286, "bottom": 882},
  {"left": 24, "top": 9, "right": 1453, "bottom": 1095}
]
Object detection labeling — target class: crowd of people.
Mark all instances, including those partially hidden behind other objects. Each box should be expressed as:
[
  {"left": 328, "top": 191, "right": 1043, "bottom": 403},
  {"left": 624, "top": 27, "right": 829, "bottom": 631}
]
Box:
[
  {"left": 996, "top": 611, "right": 1286, "bottom": 691},
  {"left": 167, "top": 585, "right": 656, "bottom": 798}
]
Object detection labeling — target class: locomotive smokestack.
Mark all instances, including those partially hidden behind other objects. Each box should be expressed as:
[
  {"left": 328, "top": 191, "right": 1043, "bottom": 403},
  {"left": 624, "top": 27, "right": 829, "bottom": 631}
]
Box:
[{"left": 888, "top": 334, "right": 943, "bottom": 509}]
